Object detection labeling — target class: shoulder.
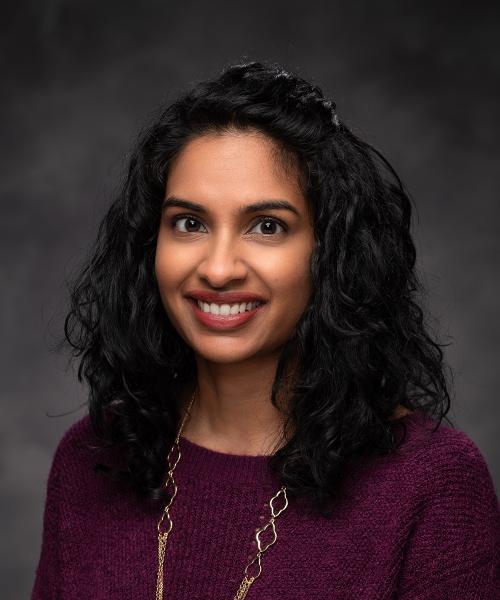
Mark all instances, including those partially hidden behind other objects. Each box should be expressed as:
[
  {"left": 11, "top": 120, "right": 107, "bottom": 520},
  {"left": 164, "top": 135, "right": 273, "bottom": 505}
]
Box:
[
  {"left": 57, "top": 413, "right": 95, "bottom": 447},
  {"left": 394, "top": 411, "right": 497, "bottom": 492},
  {"left": 391, "top": 413, "right": 500, "bottom": 596},
  {"left": 396, "top": 412, "right": 500, "bottom": 564},
  {"left": 48, "top": 413, "right": 118, "bottom": 487},
  {"left": 350, "top": 411, "right": 499, "bottom": 513},
  {"left": 52, "top": 413, "right": 98, "bottom": 463}
]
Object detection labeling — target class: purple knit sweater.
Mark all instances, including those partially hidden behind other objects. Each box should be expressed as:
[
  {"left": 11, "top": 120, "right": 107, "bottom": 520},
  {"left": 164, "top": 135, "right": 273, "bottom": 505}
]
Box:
[{"left": 31, "top": 410, "right": 500, "bottom": 599}]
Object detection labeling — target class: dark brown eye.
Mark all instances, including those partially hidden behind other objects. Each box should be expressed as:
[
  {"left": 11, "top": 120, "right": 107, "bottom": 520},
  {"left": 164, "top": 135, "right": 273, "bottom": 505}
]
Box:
[
  {"left": 250, "top": 218, "right": 286, "bottom": 235},
  {"left": 171, "top": 216, "right": 207, "bottom": 233}
]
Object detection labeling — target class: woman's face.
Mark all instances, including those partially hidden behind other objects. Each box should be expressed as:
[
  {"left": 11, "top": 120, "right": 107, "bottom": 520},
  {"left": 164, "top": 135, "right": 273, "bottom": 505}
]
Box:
[{"left": 155, "top": 130, "right": 315, "bottom": 365}]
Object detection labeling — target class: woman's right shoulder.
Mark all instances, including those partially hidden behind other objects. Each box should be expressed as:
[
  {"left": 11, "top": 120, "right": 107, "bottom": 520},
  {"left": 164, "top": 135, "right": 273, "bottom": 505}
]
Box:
[
  {"left": 44, "top": 412, "right": 135, "bottom": 514},
  {"left": 48, "top": 413, "right": 116, "bottom": 485},
  {"left": 53, "top": 413, "right": 95, "bottom": 456}
]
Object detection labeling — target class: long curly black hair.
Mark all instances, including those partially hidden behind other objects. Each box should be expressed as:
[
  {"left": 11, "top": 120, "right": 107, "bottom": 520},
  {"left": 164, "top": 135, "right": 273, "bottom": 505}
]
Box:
[{"left": 60, "top": 60, "right": 453, "bottom": 517}]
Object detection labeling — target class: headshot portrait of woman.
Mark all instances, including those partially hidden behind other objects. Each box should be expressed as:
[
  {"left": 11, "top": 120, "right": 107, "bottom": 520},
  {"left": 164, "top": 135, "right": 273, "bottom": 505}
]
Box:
[{"left": 30, "top": 61, "right": 500, "bottom": 599}]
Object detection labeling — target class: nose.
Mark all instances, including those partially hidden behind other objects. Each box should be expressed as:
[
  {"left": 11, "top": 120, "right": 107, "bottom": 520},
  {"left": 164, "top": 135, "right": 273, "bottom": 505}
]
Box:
[{"left": 196, "top": 231, "right": 248, "bottom": 287}]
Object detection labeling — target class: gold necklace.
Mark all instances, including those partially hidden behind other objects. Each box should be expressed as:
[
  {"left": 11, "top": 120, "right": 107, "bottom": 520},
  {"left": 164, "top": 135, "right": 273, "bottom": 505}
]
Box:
[{"left": 156, "top": 387, "right": 289, "bottom": 600}]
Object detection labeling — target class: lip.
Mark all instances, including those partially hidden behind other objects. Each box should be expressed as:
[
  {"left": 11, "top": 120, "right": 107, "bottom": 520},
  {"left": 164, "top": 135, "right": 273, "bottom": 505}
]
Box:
[
  {"left": 185, "top": 290, "right": 267, "bottom": 304},
  {"left": 187, "top": 297, "right": 266, "bottom": 330}
]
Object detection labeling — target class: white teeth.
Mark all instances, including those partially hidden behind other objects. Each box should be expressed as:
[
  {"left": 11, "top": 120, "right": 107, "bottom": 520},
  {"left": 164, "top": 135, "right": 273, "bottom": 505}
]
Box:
[{"left": 196, "top": 300, "right": 262, "bottom": 315}]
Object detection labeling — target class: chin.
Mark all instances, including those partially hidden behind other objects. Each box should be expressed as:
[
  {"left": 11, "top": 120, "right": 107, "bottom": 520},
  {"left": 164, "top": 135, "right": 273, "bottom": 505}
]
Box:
[{"left": 190, "top": 342, "right": 269, "bottom": 365}]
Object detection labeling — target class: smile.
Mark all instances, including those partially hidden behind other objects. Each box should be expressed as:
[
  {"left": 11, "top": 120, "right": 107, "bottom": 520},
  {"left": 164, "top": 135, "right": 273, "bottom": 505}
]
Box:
[
  {"left": 187, "top": 298, "right": 266, "bottom": 330},
  {"left": 195, "top": 299, "right": 262, "bottom": 315}
]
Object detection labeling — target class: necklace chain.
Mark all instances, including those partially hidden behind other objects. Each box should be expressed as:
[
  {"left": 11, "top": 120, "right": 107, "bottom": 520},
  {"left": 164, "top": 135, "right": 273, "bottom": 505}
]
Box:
[{"left": 155, "top": 387, "right": 289, "bottom": 599}]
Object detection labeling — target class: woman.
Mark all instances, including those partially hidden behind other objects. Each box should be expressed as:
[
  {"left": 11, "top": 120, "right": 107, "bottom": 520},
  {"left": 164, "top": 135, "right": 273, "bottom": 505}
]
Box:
[{"left": 32, "top": 61, "right": 500, "bottom": 599}]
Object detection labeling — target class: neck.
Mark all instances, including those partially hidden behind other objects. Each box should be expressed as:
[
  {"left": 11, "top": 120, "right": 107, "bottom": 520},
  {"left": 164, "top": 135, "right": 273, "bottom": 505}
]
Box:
[{"left": 179, "top": 353, "right": 294, "bottom": 456}]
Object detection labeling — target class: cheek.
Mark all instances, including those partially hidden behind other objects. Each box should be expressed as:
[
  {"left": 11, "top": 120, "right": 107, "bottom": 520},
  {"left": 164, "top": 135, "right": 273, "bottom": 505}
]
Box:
[
  {"left": 284, "top": 266, "right": 312, "bottom": 309},
  {"left": 154, "top": 252, "right": 187, "bottom": 334},
  {"left": 266, "top": 247, "right": 313, "bottom": 310},
  {"left": 154, "top": 239, "right": 185, "bottom": 304},
  {"left": 154, "top": 244, "right": 168, "bottom": 294}
]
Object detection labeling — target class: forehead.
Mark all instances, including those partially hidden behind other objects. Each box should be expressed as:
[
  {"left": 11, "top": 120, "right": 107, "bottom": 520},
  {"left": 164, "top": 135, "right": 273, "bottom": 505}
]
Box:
[{"left": 165, "top": 131, "right": 306, "bottom": 212}]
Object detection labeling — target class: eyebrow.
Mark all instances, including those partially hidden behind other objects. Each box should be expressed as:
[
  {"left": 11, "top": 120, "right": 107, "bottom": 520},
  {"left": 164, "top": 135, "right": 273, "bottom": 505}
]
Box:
[{"left": 162, "top": 196, "right": 300, "bottom": 217}]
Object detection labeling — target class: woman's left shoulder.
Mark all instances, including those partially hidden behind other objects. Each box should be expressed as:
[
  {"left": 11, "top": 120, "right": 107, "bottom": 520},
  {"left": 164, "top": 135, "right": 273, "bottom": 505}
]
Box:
[
  {"left": 352, "top": 412, "right": 495, "bottom": 491},
  {"left": 399, "top": 412, "right": 494, "bottom": 479},
  {"left": 390, "top": 412, "right": 496, "bottom": 496},
  {"left": 392, "top": 414, "right": 500, "bottom": 597}
]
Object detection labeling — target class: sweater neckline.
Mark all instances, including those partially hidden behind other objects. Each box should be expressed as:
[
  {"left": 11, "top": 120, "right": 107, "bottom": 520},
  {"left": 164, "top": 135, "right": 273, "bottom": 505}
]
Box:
[
  {"left": 177, "top": 410, "right": 427, "bottom": 489},
  {"left": 178, "top": 433, "right": 275, "bottom": 489}
]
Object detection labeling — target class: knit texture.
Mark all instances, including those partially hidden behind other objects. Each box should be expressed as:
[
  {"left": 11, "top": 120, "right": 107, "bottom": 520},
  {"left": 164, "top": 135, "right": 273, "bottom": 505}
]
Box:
[{"left": 31, "top": 410, "right": 500, "bottom": 599}]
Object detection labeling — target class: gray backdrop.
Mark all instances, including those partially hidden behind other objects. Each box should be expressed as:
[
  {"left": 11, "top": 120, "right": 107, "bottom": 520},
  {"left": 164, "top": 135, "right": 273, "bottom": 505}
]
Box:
[{"left": 1, "top": 1, "right": 498, "bottom": 597}]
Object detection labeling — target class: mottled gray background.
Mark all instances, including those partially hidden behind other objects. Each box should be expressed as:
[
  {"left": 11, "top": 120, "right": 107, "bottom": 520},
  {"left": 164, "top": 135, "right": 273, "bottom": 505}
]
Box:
[{"left": 1, "top": 1, "right": 499, "bottom": 597}]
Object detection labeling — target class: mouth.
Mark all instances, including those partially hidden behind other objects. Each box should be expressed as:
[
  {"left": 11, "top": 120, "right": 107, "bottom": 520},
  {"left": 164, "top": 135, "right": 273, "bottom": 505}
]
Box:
[
  {"left": 189, "top": 297, "right": 265, "bottom": 314},
  {"left": 186, "top": 297, "right": 267, "bottom": 330}
]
